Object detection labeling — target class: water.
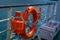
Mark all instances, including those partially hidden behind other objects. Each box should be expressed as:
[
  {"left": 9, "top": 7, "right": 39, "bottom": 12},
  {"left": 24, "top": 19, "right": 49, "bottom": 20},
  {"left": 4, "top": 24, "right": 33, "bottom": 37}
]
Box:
[
  {"left": 0, "top": 6, "right": 48, "bottom": 40},
  {"left": 0, "top": 0, "right": 53, "bottom": 40}
]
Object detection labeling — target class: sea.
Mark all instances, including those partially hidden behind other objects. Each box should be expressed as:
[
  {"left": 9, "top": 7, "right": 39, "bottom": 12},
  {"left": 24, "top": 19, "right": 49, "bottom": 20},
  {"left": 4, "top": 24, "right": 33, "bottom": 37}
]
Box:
[{"left": 0, "top": 0, "right": 53, "bottom": 40}]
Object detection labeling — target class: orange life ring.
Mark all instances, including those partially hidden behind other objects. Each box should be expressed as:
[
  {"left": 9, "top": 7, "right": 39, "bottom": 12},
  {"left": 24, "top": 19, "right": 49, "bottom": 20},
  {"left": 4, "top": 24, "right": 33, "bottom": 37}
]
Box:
[
  {"left": 11, "top": 11, "right": 24, "bottom": 34},
  {"left": 22, "top": 6, "right": 38, "bottom": 38},
  {"left": 11, "top": 6, "right": 42, "bottom": 38}
]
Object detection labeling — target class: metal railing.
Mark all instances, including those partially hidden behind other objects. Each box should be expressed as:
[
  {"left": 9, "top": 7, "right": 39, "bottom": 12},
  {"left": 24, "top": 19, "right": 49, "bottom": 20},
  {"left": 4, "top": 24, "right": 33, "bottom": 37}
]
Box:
[
  {"left": 0, "top": 3, "right": 55, "bottom": 8},
  {"left": 0, "top": 3, "right": 56, "bottom": 40}
]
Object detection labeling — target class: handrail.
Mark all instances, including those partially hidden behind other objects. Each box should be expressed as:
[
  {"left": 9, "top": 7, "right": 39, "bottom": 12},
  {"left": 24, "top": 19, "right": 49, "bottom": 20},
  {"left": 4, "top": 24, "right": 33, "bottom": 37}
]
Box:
[
  {"left": 0, "top": 2, "right": 56, "bottom": 40},
  {"left": 0, "top": 16, "right": 14, "bottom": 22},
  {"left": 0, "top": 29, "right": 11, "bottom": 34},
  {"left": 0, "top": 3, "right": 55, "bottom": 8},
  {"left": 0, "top": 18, "right": 9, "bottom": 22}
]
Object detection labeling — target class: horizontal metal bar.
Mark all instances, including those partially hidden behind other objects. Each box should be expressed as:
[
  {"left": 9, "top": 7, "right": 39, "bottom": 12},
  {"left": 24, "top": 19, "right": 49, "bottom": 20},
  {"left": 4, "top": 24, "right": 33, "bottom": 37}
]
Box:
[
  {"left": 45, "top": 15, "right": 55, "bottom": 21},
  {"left": 0, "top": 30, "right": 7, "bottom": 34},
  {"left": 0, "top": 16, "right": 14, "bottom": 22},
  {"left": 0, "top": 18, "right": 9, "bottom": 22},
  {"left": 0, "top": 3, "right": 55, "bottom": 8},
  {"left": 0, "top": 15, "right": 55, "bottom": 23},
  {"left": 47, "top": 15, "right": 55, "bottom": 21},
  {"left": 0, "top": 29, "right": 11, "bottom": 34}
]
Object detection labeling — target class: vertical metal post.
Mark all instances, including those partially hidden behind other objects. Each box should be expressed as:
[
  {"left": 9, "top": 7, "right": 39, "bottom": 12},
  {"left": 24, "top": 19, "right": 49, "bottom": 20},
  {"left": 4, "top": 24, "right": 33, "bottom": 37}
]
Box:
[
  {"left": 51, "top": 4, "right": 55, "bottom": 20},
  {"left": 6, "top": 7, "right": 12, "bottom": 40},
  {"left": 53, "top": 3, "right": 57, "bottom": 20},
  {"left": 46, "top": 4, "right": 51, "bottom": 22}
]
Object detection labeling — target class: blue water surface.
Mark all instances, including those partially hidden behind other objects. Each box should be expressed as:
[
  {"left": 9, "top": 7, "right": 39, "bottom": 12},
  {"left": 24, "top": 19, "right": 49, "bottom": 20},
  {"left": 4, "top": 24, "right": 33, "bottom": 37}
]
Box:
[{"left": 0, "top": 0, "right": 52, "bottom": 40}]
